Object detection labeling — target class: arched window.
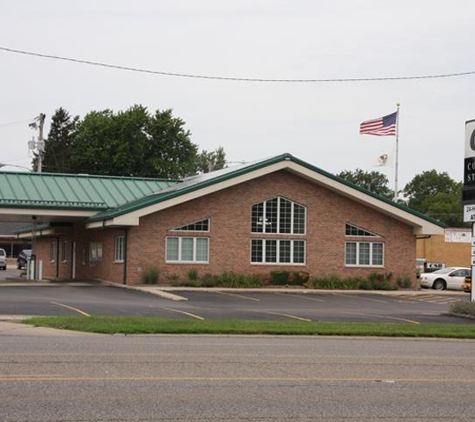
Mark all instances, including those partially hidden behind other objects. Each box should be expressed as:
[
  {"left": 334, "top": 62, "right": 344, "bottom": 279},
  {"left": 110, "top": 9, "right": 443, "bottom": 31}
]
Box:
[{"left": 251, "top": 197, "right": 306, "bottom": 234}]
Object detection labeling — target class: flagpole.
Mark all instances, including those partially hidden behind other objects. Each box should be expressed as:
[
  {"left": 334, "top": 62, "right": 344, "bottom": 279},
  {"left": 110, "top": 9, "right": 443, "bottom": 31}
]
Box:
[{"left": 394, "top": 103, "right": 400, "bottom": 201}]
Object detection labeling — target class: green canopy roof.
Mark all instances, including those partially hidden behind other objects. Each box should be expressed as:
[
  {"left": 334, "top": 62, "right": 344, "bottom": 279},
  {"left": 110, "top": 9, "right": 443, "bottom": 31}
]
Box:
[{"left": 0, "top": 171, "right": 179, "bottom": 210}]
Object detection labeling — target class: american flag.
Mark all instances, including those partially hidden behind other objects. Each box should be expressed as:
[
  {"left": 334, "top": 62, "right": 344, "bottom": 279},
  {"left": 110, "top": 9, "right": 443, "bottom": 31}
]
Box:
[{"left": 360, "top": 111, "right": 397, "bottom": 136}]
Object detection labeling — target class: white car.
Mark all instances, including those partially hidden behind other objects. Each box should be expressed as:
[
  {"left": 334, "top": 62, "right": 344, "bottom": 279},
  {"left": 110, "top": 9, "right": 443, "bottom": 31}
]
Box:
[
  {"left": 420, "top": 267, "right": 470, "bottom": 291},
  {"left": 0, "top": 248, "right": 6, "bottom": 271}
]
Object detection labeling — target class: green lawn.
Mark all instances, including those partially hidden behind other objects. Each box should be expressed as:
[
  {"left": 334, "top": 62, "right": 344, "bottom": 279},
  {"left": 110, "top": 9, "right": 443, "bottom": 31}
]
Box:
[{"left": 21, "top": 316, "right": 475, "bottom": 338}]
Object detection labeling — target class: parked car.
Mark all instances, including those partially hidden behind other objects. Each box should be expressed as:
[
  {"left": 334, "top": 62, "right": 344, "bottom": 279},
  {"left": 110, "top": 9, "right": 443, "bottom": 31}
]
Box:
[
  {"left": 16, "top": 249, "right": 32, "bottom": 269},
  {"left": 0, "top": 248, "right": 6, "bottom": 270},
  {"left": 463, "top": 274, "right": 472, "bottom": 294},
  {"left": 420, "top": 267, "right": 470, "bottom": 291}
]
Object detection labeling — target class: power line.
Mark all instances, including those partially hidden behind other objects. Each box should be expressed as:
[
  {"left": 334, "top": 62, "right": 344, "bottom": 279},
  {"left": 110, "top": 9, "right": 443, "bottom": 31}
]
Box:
[
  {"left": 0, "top": 117, "right": 36, "bottom": 127},
  {"left": 2, "top": 46, "right": 475, "bottom": 83}
]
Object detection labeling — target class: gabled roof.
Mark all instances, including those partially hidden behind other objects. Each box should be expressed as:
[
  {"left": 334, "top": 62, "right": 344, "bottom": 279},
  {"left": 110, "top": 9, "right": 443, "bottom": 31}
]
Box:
[
  {"left": 0, "top": 171, "right": 179, "bottom": 210},
  {"left": 0, "top": 154, "right": 445, "bottom": 236},
  {"left": 86, "top": 153, "right": 445, "bottom": 236}
]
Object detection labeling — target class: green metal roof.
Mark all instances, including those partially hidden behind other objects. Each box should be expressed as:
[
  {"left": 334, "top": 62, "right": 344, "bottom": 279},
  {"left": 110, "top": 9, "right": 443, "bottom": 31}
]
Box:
[
  {"left": 87, "top": 153, "right": 447, "bottom": 228},
  {"left": 0, "top": 171, "right": 180, "bottom": 210}
]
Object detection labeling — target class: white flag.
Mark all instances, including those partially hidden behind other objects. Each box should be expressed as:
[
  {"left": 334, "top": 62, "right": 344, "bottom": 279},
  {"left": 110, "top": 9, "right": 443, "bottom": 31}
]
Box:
[{"left": 373, "top": 153, "right": 391, "bottom": 167}]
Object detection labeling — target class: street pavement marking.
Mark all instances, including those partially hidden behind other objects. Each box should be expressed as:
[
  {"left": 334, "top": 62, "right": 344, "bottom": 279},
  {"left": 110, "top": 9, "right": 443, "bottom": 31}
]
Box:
[
  {"left": 160, "top": 307, "right": 205, "bottom": 320},
  {"left": 1, "top": 375, "right": 475, "bottom": 383},
  {"left": 257, "top": 310, "right": 312, "bottom": 322},
  {"left": 216, "top": 291, "right": 260, "bottom": 302},
  {"left": 340, "top": 311, "right": 420, "bottom": 325},
  {"left": 273, "top": 292, "right": 325, "bottom": 302},
  {"left": 334, "top": 293, "right": 388, "bottom": 304},
  {"left": 50, "top": 302, "right": 90, "bottom": 317}
]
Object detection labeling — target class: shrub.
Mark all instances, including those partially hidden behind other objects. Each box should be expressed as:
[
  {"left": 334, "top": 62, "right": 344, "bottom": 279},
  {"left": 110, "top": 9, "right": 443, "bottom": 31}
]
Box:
[
  {"left": 450, "top": 301, "right": 475, "bottom": 317},
  {"left": 217, "top": 271, "right": 263, "bottom": 288},
  {"left": 271, "top": 271, "right": 310, "bottom": 286},
  {"left": 396, "top": 276, "right": 412, "bottom": 289},
  {"left": 200, "top": 273, "right": 218, "bottom": 287},
  {"left": 308, "top": 273, "right": 395, "bottom": 290},
  {"left": 168, "top": 273, "right": 180, "bottom": 286},
  {"left": 142, "top": 267, "right": 159, "bottom": 285},
  {"left": 187, "top": 268, "right": 199, "bottom": 281},
  {"left": 270, "top": 271, "right": 290, "bottom": 285}
]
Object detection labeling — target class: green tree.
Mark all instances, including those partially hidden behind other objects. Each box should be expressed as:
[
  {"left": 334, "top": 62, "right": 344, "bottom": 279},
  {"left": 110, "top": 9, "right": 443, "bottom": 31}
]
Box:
[
  {"left": 38, "top": 105, "right": 218, "bottom": 179},
  {"left": 403, "top": 170, "right": 463, "bottom": 226},
  {"left": 198, "top": 146, "right": 227, "bottom": 173},
  {"left": 337, "top": 169, "right": 393, "bottom": 199},
  {"left": 33, "top": 108, "right": 79, "bottom": 173}
]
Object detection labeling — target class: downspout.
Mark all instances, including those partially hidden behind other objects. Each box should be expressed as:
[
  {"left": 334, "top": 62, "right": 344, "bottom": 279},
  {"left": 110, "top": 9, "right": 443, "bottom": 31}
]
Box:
[{"left": 123, "top": 228, "right": 128, "bottom": 285}]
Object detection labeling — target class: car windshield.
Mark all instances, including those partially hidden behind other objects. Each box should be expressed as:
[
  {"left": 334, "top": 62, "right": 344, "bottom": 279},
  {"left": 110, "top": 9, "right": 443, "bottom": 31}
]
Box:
[{"left": 432, "top": 267, "right": 456, "bottom": 274}]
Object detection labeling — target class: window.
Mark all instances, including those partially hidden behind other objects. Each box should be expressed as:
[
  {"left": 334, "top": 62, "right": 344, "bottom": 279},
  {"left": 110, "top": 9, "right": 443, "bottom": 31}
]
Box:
[
  {"left": 61, "top": 241, "right": 68, "bottom": 262},
  {"left": 251, "top": 239, "right": 305, "bottom": 264},
  {"left": 172, "top": 219, "right": 209, "bottom": 232},
  {"left": 49, "top": 241, "right": 57, "bottom": 262},
  {"left": 166, "top": 237, "right": 209, "bottom": 263},
  {"left": 252, "top": 197, "right": 306, "bottom": 234},
  {"left": 90, "top": 242, "right": 103, "bottom": 263},
  {"left": 345, "top": 242, "right": 384, "bottom": 267},
  {"left": 345, "top": 223, "right": 378, "bottom": 237},
  {"left": 114, "top": 236, "right": 125, "bottom": 262}
]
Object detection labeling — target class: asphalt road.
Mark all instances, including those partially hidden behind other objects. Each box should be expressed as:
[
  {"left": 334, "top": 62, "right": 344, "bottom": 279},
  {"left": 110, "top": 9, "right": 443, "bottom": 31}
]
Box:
[
  {"left": 0, "top": 273, "right": 472, "bottom": 324},
  {"left": 1, "top": 321, "right": 474, "bottom": 421}
]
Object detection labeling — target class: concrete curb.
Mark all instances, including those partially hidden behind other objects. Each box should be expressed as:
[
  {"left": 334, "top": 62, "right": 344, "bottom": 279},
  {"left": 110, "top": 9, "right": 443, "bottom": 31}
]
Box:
[{"left": 98, "top": 280, "right": 188, "bottom": 301}]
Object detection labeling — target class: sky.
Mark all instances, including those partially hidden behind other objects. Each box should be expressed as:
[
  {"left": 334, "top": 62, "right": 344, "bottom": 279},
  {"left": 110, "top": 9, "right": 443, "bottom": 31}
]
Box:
[{"left": 1, "top": 0, "right": 475, "bottom": 192}]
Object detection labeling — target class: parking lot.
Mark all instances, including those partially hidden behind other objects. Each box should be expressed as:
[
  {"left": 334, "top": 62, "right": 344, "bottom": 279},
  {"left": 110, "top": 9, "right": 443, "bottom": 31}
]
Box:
[{"left": 0, "top": 270, "right": 472, "bottom": 324}]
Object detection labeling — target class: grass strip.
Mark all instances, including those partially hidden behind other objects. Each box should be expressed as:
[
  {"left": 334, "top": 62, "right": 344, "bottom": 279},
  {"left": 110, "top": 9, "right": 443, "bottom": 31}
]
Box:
[{"left": 21, "top": 316, "right": 475, "bottom": 338}]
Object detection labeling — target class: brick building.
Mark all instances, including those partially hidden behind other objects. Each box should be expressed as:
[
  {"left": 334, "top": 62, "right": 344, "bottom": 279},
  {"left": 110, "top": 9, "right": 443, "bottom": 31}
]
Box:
[{"left": 0, "top": 154, "right": 444, "bottom": 286}]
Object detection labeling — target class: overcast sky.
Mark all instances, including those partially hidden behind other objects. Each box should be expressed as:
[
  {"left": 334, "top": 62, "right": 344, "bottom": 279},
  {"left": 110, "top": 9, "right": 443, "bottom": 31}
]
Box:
[{"left": 1, "top": 0, "right": 475, "bottom": 192}]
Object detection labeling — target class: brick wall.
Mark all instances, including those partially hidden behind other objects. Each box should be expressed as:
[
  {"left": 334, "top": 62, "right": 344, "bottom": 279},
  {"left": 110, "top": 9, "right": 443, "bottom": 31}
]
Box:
[
  {"left": 35, "top": 170, "right": 417, "bottom": 287},
  {"left": 417, "top": 231, "right": 471, "bottom": 267}
]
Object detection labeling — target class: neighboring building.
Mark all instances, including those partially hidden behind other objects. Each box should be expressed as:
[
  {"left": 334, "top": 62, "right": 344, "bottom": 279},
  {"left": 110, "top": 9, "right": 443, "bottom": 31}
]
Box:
[
  {"left": 416, "top": 228, "right": 471, "bottom": 270},
  {"left": 0, "top": 222, "right": 31, "bottom": 258},
  {"left": 0, "top": 154, "right": 444, "bottom": 287}
]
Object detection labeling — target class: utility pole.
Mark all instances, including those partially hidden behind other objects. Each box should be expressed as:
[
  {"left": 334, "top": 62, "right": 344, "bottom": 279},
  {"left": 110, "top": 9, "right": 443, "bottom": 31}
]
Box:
[{"left": 28, "top": 113, "right": 46, "bottom": 173}]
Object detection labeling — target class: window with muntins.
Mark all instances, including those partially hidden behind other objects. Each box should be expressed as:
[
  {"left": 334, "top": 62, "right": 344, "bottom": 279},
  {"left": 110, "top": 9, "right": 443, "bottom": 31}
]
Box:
[
  {"left": 252, "top": 197, "right": 306, "bottom": 234},
  {"left": 166, "top": 237, "right": 209, "bottom": 263},
  {"left": 345, "top": 242, "right": 384, "bottom": 267},
  {"left": 90, "top": 242, "right": 103, "bottom": 263},
  {"left": 345, "top": 223, "right": 378, "bottom": 237},
  {"left": 251, "top": 239, "right": 305, "bottom": 264},
  {"left": 114, "top": 236, "right": 125, "bottom": 262},
  {"left": 172, "top": 219, "right": 209, "bottom": 232}
]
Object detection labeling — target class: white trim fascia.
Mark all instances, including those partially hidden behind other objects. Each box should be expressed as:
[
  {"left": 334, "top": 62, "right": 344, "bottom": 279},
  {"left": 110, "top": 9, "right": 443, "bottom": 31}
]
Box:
[
  {"left": 85, "top": 160, "right": 443, "bottom": 235},
  {"left": 0, "top": 208, "right": 96, "bottom": 218}
]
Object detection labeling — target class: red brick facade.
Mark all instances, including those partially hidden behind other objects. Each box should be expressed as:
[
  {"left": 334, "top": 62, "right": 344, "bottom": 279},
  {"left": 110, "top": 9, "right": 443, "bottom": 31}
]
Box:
[{"left": 35, "top": 170, "right": 416, "bottom": 286}]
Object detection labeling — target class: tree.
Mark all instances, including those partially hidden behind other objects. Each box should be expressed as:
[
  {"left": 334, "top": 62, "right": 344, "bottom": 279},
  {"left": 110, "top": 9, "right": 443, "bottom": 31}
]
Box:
[
  {"left": 37, "top": 105, "right": 222, "bottom": 179},
  {"left": 197, "top": 146, "right": 227, "bottom": 173},
  {"left": 337, "top": 169, "right": 393, "bottom": 199},
  {"left": 403, "top": 170, "right": 464, "bottom": 226},
  {"left": 33, "top": 108, "right": 79, "bottom": 173}
]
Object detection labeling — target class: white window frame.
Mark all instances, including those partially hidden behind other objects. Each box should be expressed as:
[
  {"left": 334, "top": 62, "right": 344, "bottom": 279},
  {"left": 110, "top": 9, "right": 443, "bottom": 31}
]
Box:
[
  {"left": 345, "top": 241, "right": 385, "bottom": 267},
  {"left": 114, "top": 236, "right": 125, "bottom": 263},
  {"left": 89, "top": 241, "right": 103, "bottom": 263},
  {"left": 166, "top": 237, "right": 209, "bottom": 264},
  {"left": 49, "top": 240, "right": 57, "bottom": 263},
  {"left": 61, "top": 240, "right": 68, "bottom": 263},
  {"left": 171, "top": 218, "right": 210, "bottom": 232},
  {"left": 250, "top": 239, "right": 306, "bottom": 265},
  {"left": 251, "top": 197, "right": 306, "bottom": 235}
]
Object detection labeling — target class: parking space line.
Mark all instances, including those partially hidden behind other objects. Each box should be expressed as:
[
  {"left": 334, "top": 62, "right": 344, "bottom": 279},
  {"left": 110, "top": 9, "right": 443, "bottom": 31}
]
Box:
[
  {"left": 273, "top": 292, "right": 325, "bottom": 302},
  {"left": 216, "top": 291, "right": 260, "bottom": 302},
  {"left": 50, "top": 301, "right": 90, "bottom": 317},
  {"left": 341, "top": 311, "right": 420, "bottom": 324},
  {"left": 160, "top": 307, "right": 205, "bottom": 320},
  {"left": 334, "top": 293, "right": 388, "bottom": 304},
  {"left": 257, "top": 310, "right": 312, "bottom": 322}
]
